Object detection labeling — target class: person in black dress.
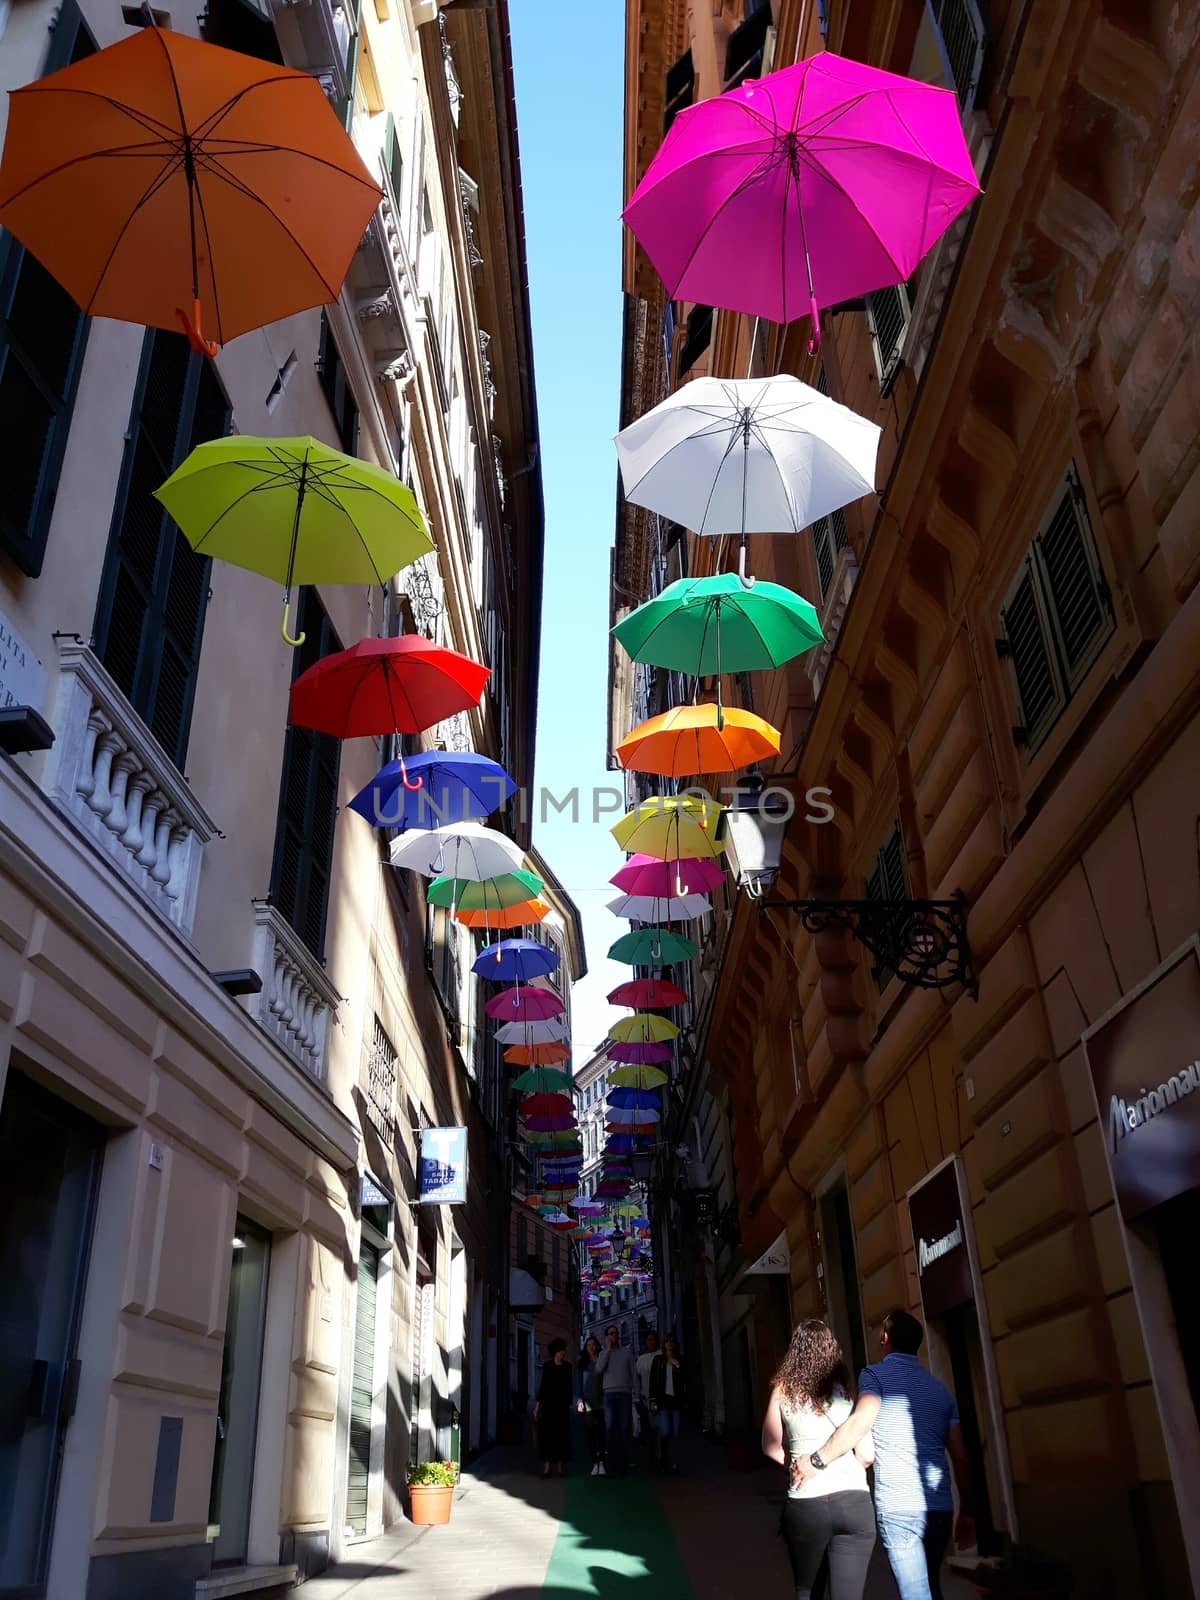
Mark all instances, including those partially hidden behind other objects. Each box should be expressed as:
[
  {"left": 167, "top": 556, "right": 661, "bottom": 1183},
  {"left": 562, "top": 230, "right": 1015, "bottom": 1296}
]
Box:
[{"left": 533, "top": 1337, "right": 573, "bottom": 1477}]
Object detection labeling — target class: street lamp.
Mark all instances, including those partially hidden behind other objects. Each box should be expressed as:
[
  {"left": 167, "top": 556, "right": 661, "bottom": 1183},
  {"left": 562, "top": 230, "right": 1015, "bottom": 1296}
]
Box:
[
  {"left": 629, "top": 1147, "right": 656, "bottom": 1187},
  {"left": 719, "top": 776, "right": 976, "bottom": 995}
]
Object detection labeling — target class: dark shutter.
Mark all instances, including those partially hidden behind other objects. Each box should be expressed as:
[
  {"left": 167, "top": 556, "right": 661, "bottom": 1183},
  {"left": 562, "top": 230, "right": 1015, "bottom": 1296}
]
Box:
[
  {"left": 383, "top": 113, "right": 404, "bottom": 205},
  {"left": 723, "top": 4, "right": 771, "bottom": 88},
  {"left": 866, "top": 284, "right": 910, "bottom": 391},
  {"left": 999, "top": 559, "right": 1064, "bottom": 749},
  {"left": 664, "top": 49, "right": 694, "bottom": 134},
  {"left": 94, "top": 332, "right": 231, "bottom": 770},
  {"left": 678, "top": 305, "right": 713, "bottom": 377},
  {"left": 319, "top": 313, "right": 360, "bottom": 454},
  {"left": 866, "top": 823, "right": 908, "bottom": 903},
  {"left": 346, "top": 1240, "right": 379, "bottom": 1535},
  {"left": 199, "top": 0, "right": 283, "bottom": 63},
  {"left": 812, "top": 507, "right": 848, "bottom": 601},
  {"left": 270, "top": 590, "right": 342, "bottom": 957},
  {"left": 928, "top": 0, "right": 988, "bottom": 112}
]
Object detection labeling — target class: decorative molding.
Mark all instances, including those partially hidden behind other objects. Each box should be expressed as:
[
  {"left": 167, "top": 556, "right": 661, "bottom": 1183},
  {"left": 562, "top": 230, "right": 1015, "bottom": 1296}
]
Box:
[{"left": 249, "top": 900, "right": 341, "bottom": 1081}]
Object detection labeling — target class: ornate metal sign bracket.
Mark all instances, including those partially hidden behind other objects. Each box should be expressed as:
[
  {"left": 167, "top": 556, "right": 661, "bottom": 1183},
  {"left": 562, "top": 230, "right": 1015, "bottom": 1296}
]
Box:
[{"left": 761, "top": 889, "right": 977, "bottom": 996}]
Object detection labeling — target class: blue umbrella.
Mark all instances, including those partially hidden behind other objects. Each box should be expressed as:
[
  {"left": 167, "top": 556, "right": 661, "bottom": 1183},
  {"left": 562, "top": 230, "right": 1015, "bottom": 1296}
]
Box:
[
  {"left": 472, "top": 937, "right": 559, "bottom": 982},
  {"left": 604, "top": 1134, "right": 657, "bottom": 1153},
  {"left": 348, "top": 751, "right": 516, "bottom": 831},
  {"left": 607, "top": 1087, "right": 661, "bottom": 1110}
]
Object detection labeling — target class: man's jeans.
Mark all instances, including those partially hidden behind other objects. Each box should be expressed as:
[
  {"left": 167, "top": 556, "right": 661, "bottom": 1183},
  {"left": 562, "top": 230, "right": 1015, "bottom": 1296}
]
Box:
[
  {"left": 603, "top": 1391, "right": 633, "bottom": 1475},
  {"left": 878, "top": 1510, "right": 953, "bottom": 1600}
]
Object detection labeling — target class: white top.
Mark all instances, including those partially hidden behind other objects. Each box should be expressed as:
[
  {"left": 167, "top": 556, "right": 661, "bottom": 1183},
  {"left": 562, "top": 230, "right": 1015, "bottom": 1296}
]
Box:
[
  {"left": 781, "top": 1394, "right": 870, "bottom": 1500},
  {"left": 665, "top": 1363, "right": 676, "bottom": 1398},
  {"left": 635, "top": 1351, "right": 657, "bottom": 1400}
]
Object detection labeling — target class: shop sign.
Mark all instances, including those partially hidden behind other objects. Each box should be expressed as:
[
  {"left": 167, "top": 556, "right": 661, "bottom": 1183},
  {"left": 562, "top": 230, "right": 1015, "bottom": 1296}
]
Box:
[
  {"left": 1084, "top": 941, "right": 1200, "bottom": 1222},
  {"left": 908, "top": 1157, "right": 973, "bottom": 1319},
  {"left": 361, "top": 1173, "right": 391, "bottom": 1209},
  {"left": 0, "top": 606, "right": 46, "bottom": 713},
  {"left": 419, "top": 1126, "right": 468, "bottom": 1204},
  {"left": 417, "top": 1280, "right": 435, "bottom": 1379},
  {"left": 745, "top": 1232, "right": 790, "bottom": 1275}
]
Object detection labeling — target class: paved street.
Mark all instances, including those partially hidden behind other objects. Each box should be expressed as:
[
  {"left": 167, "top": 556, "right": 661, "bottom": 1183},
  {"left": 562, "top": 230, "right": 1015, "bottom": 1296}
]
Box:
[{"left": 302, "top": 1435, "right": 979, "bottom": 1598}]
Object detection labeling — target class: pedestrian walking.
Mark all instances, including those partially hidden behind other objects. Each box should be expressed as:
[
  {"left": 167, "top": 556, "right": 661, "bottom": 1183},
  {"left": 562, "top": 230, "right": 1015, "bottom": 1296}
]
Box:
[
  {"left": 762, "top": 1319, "right": 877, "bottom": 1600},
  {"left": 577, "top": 1335, "right": 607, "bottom": 1475},
  {"left": 791, "top": 1309, "right": 975, "bottom": 1600},
  {"left": 533, "top": 1337, "right": 574, "bottom": 1478},
  {"left": 649, "top": 1334, "right": 686, "bottom": 1474},
  {"left": 593, "top": 1323, "right": 636, "bottom": 1477},
  {"left": 635, "top": 1329, "right": 659, "bottom": 1469}
]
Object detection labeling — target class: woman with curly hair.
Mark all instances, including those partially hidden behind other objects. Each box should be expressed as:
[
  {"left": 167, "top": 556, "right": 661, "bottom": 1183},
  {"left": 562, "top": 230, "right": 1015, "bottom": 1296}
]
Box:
[{"left": 762, "top": 1320, "right": 877, "bottom": 1600}]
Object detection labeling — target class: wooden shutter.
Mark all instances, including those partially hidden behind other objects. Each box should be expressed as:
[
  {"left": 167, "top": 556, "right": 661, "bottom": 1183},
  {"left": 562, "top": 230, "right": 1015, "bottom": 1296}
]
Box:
[
  {"left": 346, "top": 1240, "right": 379, "bottom": 1535},
  {"left": 928, "top": 0, "right": 987, "bottom": 111},
  {"left": 812, "top": 507, "right": 848, "bottom": 601},
  {"left": 318, "top": 313, "right": 360, "bottom": 454},
  {"left": 383, "top": 112, "right": 404, "bottom": 205},
  {"left": 664, "top": 49, "right": 694, "bottom": 134},
  {"left": 866, "top": 823, "right": 908, "bottom": 903},
  {"left": 94, "top": 333, "right": 231, "bottom": 769},
  {"left": 1035, "top": 472, "right": 1112, "bottom": 690},
  {"left": 999, "top": 557, "right": 1064, "bottom": 750},
  {"left": 270, "top": 590, "right": 342, "bottom": 957}
]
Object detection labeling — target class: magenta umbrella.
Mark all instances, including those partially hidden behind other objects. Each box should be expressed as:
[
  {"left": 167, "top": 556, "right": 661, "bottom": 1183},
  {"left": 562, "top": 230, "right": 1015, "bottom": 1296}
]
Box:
[
  {"left": 611, "top": 853, "right": 724, "bottom": 897},
  {"left": 623, "top": 51, "right": 980, "bottom": 350},
  {"left": 607, "top": 1041, "right": 674, "bottom": 1065},
  {"left": 484, "top": 986, "right": 565, "bottom": 1021}
]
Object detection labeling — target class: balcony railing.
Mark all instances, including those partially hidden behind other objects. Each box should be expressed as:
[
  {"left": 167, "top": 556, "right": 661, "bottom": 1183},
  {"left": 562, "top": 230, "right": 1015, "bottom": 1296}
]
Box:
[
  {"left": 249, "top": 900, "right": 341, "bottom": 1081},
  {"left": 43, "top": 641, "right": 217, "bottom": 937}
]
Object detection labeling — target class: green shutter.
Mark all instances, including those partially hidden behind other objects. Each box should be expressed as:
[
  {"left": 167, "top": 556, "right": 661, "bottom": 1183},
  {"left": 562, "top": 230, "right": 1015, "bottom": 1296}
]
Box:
[
  {"left": 346, "top": 1241, "right": 379, "bottom": 1535},
  {"left": 1034, "top": 472, "right": 1112, "bottom": 689},
  {"left": 383, "top": 113, "right": 404, "bottom": 205},
  {"left": 999, "top": 558, "right": 1064, "bottom": 750}
]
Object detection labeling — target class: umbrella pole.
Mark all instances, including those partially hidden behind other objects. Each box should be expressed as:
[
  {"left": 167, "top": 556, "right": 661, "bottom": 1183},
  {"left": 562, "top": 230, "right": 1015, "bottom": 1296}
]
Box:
[
  {"left": 381, "top": 668, "right": 423, "bottom": 791},
  {"left": 715, "top": 600, "right": 724, "bottom": 731},
  {"left": 281, "top": 460, "right": 308, "bottom": 647},
  {"left": 176, "top": 133, "right": 219, "bottom": 360},
  {"left": 737, "top": 426, "right": 756, "bottom": 592}
]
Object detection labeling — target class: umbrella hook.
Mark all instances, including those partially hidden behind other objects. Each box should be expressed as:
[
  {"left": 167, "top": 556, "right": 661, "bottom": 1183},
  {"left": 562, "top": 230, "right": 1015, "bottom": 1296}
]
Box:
[
  {"left": 398, "top": 754, "right": 424, "bottom": 793},
  {"left": 807, "top": 295, "right": 822, "bottom": 357},
  {"left": 736, "top": 543, "right": 757, "bottom": 590},
  {"left": 177, "top": 298, "right": 219, "bottom": 359},
  {"left": 281, "top": 593, "right": 306, "bottom": 648}
]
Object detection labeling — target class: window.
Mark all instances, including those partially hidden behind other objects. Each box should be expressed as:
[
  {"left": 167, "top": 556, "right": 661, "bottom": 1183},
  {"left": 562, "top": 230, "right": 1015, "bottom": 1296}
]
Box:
[
  {"left": 724, "top": 3, "right": 772, "bottom": 88},
  {"left": 365, "top": 1016, "right": 397, "bottom": 1141},
  {"left": 93, "top": 332, "right": 231, "bottom": 769},
  {"left": 816, "top": 0, "right": 830, "bottom": 38},
  {"left": 269, "top": 589, "right": 342, "bottom": 957},
  {"left": 678, "top": 304, "right": 713, "bottom": 377},
  {"left": 318, "top": 312, "right": 359, "bottom": 454},
  {"left": 866, "top": 823, "right": 907, "bottom": 904},
  {"left": 926, "top": 0, "right": 987, "bottom": 112},
  {"left": 664, "top": 49, "right": 694, "bottom": 134},
  {"left": 866, "top": 283, "right": 912, "bottom": 393},
  {"left": 332, "top": 0, "right": 362, "bottom": 130},
  {"left": 383, "top": 112, "right": 405, "bottom": 208},
  {"left": 813, "top": 507, "right": 849, "bottom": 601},
  {"left": 998, "top": 467, "right": 1114, "bottom": 756},
  {"left": 0, "top": 0, "right": 96, "bottom": 576},
  {"left": 200, "top": 0, "right": 283, "bottom": 64}
]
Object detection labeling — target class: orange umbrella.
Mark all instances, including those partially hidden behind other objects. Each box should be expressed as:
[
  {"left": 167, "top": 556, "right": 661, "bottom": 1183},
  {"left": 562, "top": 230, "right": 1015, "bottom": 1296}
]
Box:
[
  {"left": 616, "top": 703, "right": 780, "bottom": 776},
  {"left": 455, "top": 898, "right": 550, "bottom": 930},
  {"left": 0, "top": 27, "right": 381, "bottom": 354},
  {"left": 505, "top": 1043, "right": 571, "bottom": 1067}
]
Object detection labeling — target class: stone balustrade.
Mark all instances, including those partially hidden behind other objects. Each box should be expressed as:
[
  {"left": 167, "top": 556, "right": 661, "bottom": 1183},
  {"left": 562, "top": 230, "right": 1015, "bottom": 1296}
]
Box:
[
  {"left": 43, "top": 641, "right": 216, "bottom": 936},
  {"left": 249, "top": 900, "right": 341, "bottom": 1081}
]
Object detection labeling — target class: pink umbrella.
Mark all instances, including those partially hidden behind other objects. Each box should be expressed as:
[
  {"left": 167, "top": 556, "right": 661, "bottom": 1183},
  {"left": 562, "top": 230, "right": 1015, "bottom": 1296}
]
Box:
[
  {"left": 623, "top": 51, "right": 980, "bottom": 350},
  {"left": 611, "top": 853, "right": 724, "bottom": 897},
  {"left": 607, "top": 1041, "right": 674, "bottom": 1065},
  {"left": 484, "top": 986, "right": 565, "bottom": 1021},
  {"left": 607, "top": 977, "right": 688, "bottom": 1010}
]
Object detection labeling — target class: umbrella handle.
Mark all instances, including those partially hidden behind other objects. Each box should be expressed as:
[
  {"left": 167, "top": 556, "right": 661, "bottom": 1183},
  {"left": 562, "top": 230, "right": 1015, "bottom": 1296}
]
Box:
[
  {"left": 398, "top": 755, "right": 424, "bottom": 793},
  {"left": 281, "top": 595, "right": 307, "bottom": 648},
  {"left": 807, "top": 295, "right": 822, "bottom": 357},
  {"left": 176, "top": 299, "right": 219, "bottom": 359},
  {"left": 736, "top": 544, "right": 757, "bottom": 590}
]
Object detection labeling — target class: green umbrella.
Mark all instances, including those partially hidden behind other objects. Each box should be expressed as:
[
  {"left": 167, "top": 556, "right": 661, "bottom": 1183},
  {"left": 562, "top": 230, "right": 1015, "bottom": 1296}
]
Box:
[
  {"left": 608, "top": 927, "right": 699, "bottom": 967},
  {"left": 612, "top": 573, "right": 822, "bottom": 676},
  {"left": 154, "top": 435, "right": 433, "bottom": 646},
  {"left": 511, "top": 1068, "right": 574, "bottom": 1094},
  {"left": 427, "top": 869, "right": 543, "bottom": 910},
  {"left": 524, "top": 1130, "right": 580, "bottom": 1148}
]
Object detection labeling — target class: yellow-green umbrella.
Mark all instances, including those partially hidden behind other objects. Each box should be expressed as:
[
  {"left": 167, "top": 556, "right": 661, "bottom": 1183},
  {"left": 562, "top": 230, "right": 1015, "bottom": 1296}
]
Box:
[
  {"left": 607, "top": 1065, "right": 669, "bottom": 1089},
  {"left": 610, "top": 794, "right": 724, "bottom": 860},
  {"left": 154, "top": 435, "right": 433, "bottom": 645},
  {"left": 607, "top": 1013, "right": 680, "bottom": 1044}
]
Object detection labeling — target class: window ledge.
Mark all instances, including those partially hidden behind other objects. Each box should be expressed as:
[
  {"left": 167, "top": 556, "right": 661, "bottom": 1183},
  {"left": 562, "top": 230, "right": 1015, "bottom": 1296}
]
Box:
[
  {"left": 42, "top": 640, "right": 218, "bottom": 938},
  {"left": 249, "top": 899, "right": 341, "bottom": 1082}
]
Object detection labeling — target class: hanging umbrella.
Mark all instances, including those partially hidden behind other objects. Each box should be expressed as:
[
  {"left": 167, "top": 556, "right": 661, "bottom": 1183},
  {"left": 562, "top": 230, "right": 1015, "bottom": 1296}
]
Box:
[
  {"left": 351, "top": 752, "right": 515, "bottom": 830},
  {"left": 390, "top": 822, "right": 524, "bottom": 880},
  {"left": 504, "top": 1043, "right": 571, "bottom": 1067},
  {"left": 606, "top": 1041, "right": 674, "bottom": 1065},
  {"left": 611, "top": 796, "right": 724, "bottom": 861},
  {"left": 622, "top": 50, "right": 980, "bottom": 345},
  {"left": 0, "top": 26, "right": 382, "bottom": 355},
  {"left": 484, "top": 987, "right": 565, "bottom": 1022},
  {"left": 617, "top": 703, "right": 781, "bottom": 775},
  {"left": 607, "top": 1088, "right": 661, "bottom": 1110},
  {"left": 605, "top": 1133, "right": 660, "bottom": 1154},
  {"left": 521, "top": 1113, "right": 577, "bottom": 1133},
  {"left": 472, "top": 939, "right": 559, "bottom": 982},
  {"left": 613, "top": 574, "right": 822, "bottom": 684},
  {"left": 608, "top": 1015, "right": 679, "bottom": 1044},
  {"left": 611, "top": 855, "right": 724, "bottom": 897},
  {"left": 495, "top": 1018, "right": 570, "bottom": 1045},
  {"left": 291, "top": 635, "right": 490, "bottom": 738},
  {"left": 510, "top": 1068, "right": 573, "bottom": 1095},
  {"left": 607, "top": 1065, "right": 669, "bottom": 1089},
  {"left": 607, "top": 977, "right": 688, "bottom": 1010},
  {"left": 606, "top": 1109, "right": 661, "bottom": 1127},
  {"left": 524, "top": 1130, "right": 581, "bottom": 1148},
  {"left": 519, "top": 1093, "right": 573, "bottom": 1117},
  {"left": 429, "top": 870, "right": 543, "bottom": 913},
  {"left": 456, "top": 897, "right": 551, "bottom": 930},
  {"left": 608, "top": 928, "right": 698, "bottom": 967},
  {"left": 605, "top": 892, "right": 711, "bottom": 925}
]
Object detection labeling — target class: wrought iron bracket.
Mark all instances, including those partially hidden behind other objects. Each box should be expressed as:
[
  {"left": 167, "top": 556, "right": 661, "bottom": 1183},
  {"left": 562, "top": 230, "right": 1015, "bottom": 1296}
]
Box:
[{"left": 760, "top": 890, "right": 977, "bottom": 996}]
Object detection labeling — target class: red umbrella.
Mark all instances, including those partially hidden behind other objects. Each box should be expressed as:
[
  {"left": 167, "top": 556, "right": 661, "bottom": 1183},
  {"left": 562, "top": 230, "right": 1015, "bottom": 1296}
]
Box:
[
  {"left": 519, "top": 1093, "right": 574, "bottom": 1117},
  {"left": 485, "top": 987, "right": 565, "bottom": 1021},
  {"left": 610, "top": 853, "right": 725, "bottom": 897},
  {"left": 290, "top": 635, "right": 489, "bottom": 739},
  {"left": 606, "top": 978, "right": 688, "bottom": 1010}
]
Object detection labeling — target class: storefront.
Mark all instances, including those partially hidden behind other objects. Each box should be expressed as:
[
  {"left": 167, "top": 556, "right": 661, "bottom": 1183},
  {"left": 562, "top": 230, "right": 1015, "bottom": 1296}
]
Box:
[{"left": 1084, "top": 937, "right": 1200, "bottom": 1595}]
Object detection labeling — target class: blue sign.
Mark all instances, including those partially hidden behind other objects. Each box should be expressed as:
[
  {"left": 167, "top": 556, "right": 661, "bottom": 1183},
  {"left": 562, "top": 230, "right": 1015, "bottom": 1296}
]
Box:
[{"left": 419, "top": 1127, "right": 468, "bottom": 1205}]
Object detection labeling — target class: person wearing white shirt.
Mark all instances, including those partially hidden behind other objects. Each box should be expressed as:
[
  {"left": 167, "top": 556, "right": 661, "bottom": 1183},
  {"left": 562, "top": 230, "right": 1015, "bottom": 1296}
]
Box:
[{"left": 634, "top": 1330, "right": 659, "bottom": 1467}]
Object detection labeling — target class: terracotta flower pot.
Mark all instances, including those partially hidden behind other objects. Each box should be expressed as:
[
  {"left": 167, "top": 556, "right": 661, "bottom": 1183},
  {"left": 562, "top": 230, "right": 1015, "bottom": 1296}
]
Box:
[{"left": 408, "top": 1483, "right": 454, "bottom": 1524}]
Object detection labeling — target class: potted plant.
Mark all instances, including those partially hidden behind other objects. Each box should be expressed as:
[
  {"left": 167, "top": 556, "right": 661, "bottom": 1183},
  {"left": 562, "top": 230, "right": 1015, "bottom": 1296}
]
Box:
[
  {"left": 406, "top": 1459, "right": 459, "bottom": 1525},
  {"left": 973, "top": 1543, "right": 1072, "bottom": 1598}
]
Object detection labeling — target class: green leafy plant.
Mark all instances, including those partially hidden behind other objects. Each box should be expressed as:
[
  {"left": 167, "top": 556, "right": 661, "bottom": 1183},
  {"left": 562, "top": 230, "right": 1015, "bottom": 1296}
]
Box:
[
  {"left": 406, "top": 1460, "right": 459, "bottom": 1488},
  {"left": 974, "top": 1543, "right": 1072, "bottom": 1594}
]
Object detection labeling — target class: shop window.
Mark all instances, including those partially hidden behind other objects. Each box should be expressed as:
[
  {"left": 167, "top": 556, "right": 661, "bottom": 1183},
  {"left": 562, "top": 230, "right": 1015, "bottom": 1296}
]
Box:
[
  {"left": 269, "top": 590, "right": 342, "bottom": 957},
  {"left": 813, "top": 506, "right": 849, "bottom": 602},
  {"left": 318, "top": 311, "right": 359, "bottom": 454},
  {"left": 664, "top": 48, "right": 694, "bottom": 134},
  {"left": 93, "top": 332, "right": 231, "bottom": 771},
  {"left": 998, "top": 467, "right": 1113, "bottom": 757},
  {"left": 866, "top": 282, "right": 912, "bottom": 394}
]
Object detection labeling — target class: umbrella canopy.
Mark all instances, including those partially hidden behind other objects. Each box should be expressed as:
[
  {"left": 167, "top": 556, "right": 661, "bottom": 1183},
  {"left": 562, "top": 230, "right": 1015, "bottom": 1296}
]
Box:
[
  {"left": 616, "top": 703, "right": 781, "bottom": 777},
  {"left": 495, "top": 1018, "right": 570, "bottom": 1045},
  {"left": 607, "top": 1088, "right": 661, "bottom": 1110},
  {"left": 520, "top": 1113, "right": 577, "bottom": 1133},
  {"left": 607, "top": 977, "right": 688, "bottom": 1010},
  {"left": 611, "top": 855, "right": 725, "bottom": 897},
  {"left": 156, "top": 437, "right": 432, "bottom": 645},
  {"left": 608, "top": 1014, "right": 680, "bottom": 1044},
  {"left": 472, "top": 939, "right": 559, "bottom": 982},
  {"left": 613, "top": 573, "right": 822, "bottom": 677},
  {"left": 518, "top": 1093, "right": 573, "bottom": 1117},
  {"left": 428, "top": 870, "right": 544, "bottom": 911},
  {"left": 606, "top": 1109, "right": 661, "bottom": 1127},
  {"left": 611, "top": 796, "right": 724, "bottom": 861},
  {"left": 524, "top": 1130, "right": 581, "bottom": 1148},
  {"left": 504, "top": 1043, "right": 572, "bottom": 1067},
  {"left": 291, "top": 634, "right": 490, "bottom": 738},
  {"left": 510, "top": 1068, "right": 573, "bottom": 1095},
  {"left": 606, "top": 1041, "right": 675, "bottom": 1065},
  {"left": 484, "top": 987, "right": 565, "bottom": 1021},
  {"left": 607, "top": 1065, "right": 669, "bottom": 1089},
  {"left": 622, "top": 51, "right": 980, "bottom": 339},
  {"left": 608, "top": 927, "right": 698, "bottom": 967},
  {"left": 0, "top": 27, "right": 382, "bottom": 353},
  {"left": 390, "top": 822, "right": 524, "bottom": 880},
  {"left": 455, "top": 897, "right": 550, "bottom": 930},
  {"left": 605, "top": 892, "right": 711, "bottom": 925},
  {"left": 350, "top": 752, "right": 515, "bottom": 831},
  {"left": 605, "top": 1133, "right": 661, "bottom": 1154}
]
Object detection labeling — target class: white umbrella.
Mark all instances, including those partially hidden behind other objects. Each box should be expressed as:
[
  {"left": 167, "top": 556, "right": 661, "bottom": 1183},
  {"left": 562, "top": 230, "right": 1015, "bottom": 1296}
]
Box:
[
  {"left": 606, "top": 892, "right": 712, "bottom": 924},
  {"left": 495, "top": 1018, "right": 571, "bottom": 1045},
  {"left": 614, "top": 374, "right": 880, "bottom": 583},
  {"left": 389, "top": 821, "right": 524, "bottom": 879}
]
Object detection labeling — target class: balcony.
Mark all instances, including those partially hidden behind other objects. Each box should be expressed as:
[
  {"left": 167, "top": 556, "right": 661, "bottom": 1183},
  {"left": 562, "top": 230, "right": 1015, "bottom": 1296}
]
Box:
[
  {"left": 249, "top": 900, "right": 341, "bottom": 1081},
  {"left": 43, "top": 641, "right": 217, "bottom": 938}
]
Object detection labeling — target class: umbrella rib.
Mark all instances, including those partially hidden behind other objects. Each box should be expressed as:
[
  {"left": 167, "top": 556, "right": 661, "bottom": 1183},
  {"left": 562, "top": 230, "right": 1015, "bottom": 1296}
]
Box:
[
  {"left": 192, "top": 153, "right": 349, "bottom": 299},
  {"left": 80, "top": 154, "right": 189, "bottom": 315},
  {"left": 8, "top": 84, "right": 179, "bottom": 142},
  {"left": 658, "top": 144, "right": 789, "bottom": 300}
]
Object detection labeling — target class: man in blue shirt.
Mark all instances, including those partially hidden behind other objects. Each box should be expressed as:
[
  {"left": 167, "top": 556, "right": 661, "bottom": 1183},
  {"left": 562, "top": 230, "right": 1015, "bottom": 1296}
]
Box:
[{"left": 792, "top": 1308, "right": 974, "bottom": 1600}]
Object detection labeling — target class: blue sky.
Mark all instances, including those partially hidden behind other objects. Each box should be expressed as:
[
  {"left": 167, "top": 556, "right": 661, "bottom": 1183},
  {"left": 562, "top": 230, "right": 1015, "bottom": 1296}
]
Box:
[{"left": 509, "top": 3, "right": 627, "bottom": 1068}]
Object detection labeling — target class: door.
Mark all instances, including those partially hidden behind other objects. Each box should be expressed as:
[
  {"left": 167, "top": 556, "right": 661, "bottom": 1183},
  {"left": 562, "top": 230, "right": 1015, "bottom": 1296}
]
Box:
[
  {"left": 943, "top": 1303, "right": 997, "bottom": 1553},
  {"left": 209, "top": 1221, "right": 270, "bottom": 1566},
  {"left": 345, "top": 1240, "right": 379, "bottom": 1536},
  {"left": 0, "top": 1068, "right": 103, "bottom": 1597},
  {"left": 819, "top": 1182, "right": 868, "bottom": 1379}
]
